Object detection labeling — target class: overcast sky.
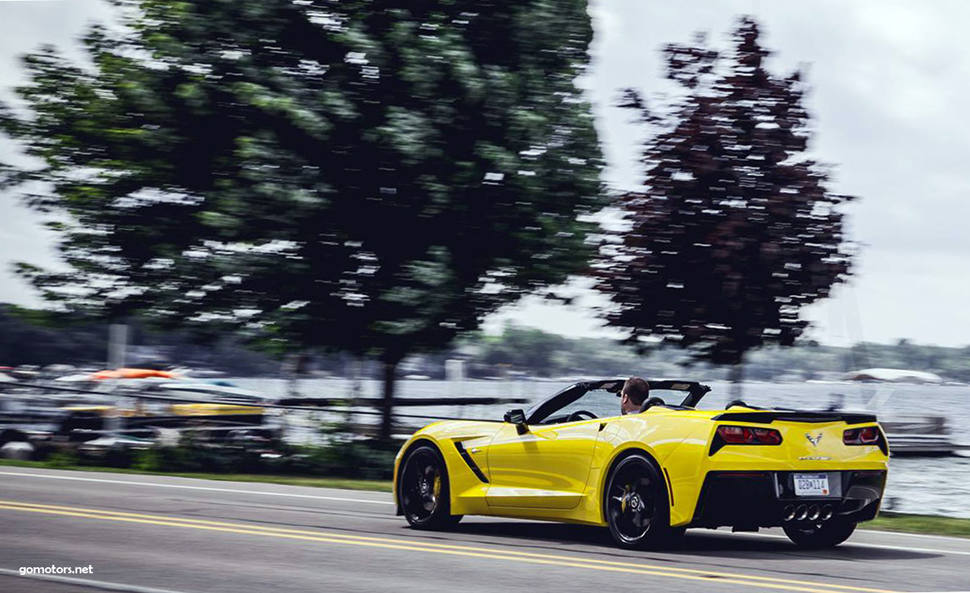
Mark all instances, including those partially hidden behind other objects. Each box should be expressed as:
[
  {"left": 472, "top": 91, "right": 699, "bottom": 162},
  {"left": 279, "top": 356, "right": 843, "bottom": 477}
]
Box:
[{"left": 1, "top": 0, "right": 968, "bottom": 346}]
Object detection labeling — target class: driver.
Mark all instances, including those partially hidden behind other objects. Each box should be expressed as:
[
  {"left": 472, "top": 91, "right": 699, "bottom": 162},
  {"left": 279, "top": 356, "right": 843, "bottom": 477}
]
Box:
[{"left": 619, "top": 377, "right": 650, "bottom": 415}]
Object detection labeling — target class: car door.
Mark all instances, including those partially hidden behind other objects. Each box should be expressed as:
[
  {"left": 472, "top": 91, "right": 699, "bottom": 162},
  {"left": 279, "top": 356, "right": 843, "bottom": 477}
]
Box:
[{"left": 484, "top": 418, "right": 603, "bottom": 509}]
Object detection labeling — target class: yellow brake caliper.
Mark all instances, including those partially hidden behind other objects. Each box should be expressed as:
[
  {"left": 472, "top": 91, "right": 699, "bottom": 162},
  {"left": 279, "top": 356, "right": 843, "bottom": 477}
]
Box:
[{"left": 432, "top": 471, "right": 442, "bottom": 502}]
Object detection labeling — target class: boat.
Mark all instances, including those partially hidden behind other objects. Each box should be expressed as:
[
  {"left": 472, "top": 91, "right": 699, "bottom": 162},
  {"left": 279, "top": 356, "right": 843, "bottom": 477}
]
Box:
[
  {"left": 841, "top": 368, "right": 944, "bottom": 384},
  {"left": 833, "top": 370, "right": 966, "bottom": 456},
  {"left": 0, "top": 369, "right": 277, "bottom": 459}
]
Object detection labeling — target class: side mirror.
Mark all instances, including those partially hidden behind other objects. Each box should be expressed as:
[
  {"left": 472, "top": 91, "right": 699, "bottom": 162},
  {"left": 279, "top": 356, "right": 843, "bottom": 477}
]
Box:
[{"left": 504, "top": 408, "right": 529, "bottom": 434}]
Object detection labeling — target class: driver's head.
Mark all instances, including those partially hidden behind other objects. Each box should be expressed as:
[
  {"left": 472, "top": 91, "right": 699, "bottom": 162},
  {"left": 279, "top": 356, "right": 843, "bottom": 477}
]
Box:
[{"left": 620, "top": 377, "right": 650, "bottom": 415}]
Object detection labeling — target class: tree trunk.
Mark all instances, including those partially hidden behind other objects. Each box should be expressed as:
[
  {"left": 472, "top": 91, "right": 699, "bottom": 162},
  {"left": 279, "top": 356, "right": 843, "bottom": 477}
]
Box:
[
  {"left": 729, "top": 361, "right": 744, "bottom": 399},
  {"left": 379, "top": 359, "right": 399, "bottom": 442}
]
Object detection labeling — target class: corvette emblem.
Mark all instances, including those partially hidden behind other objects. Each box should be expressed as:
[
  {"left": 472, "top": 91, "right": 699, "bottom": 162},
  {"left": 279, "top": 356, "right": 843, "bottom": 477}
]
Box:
[{"left": 806, "top": 432, "right": 823, "bottom": 447}]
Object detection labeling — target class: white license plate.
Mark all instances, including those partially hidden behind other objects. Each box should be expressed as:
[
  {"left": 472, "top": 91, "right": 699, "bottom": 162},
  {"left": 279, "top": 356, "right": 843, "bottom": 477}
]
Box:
[{"left": 793, "top": 473, "right": 830, "bottom": 496}]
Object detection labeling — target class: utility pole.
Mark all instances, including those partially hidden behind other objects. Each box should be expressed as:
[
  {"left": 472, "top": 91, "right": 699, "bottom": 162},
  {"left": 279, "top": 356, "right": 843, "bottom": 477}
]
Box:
[{"left": 108, "top": 324, "right": 128, "bottom": 369}]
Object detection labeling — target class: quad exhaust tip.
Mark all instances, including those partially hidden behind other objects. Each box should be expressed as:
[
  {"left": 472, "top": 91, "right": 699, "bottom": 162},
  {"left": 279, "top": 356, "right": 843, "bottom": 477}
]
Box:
[
  {"left": 820, "top": 505, "right": 833, "bottom": 521},
  {"left": 782, "top": 503, "right": 835, "bottom": 522}
]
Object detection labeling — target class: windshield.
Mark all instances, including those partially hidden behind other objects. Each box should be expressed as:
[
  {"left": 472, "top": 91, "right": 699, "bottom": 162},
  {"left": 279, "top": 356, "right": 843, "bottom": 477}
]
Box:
[{"left": 524, "top": 379, "right": 710, "bottom": 425}]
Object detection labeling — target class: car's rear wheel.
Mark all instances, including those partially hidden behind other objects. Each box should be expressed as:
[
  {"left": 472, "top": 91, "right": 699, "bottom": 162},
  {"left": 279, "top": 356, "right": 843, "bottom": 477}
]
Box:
[
  {"left": 604, "top": 454, "right": 674, "bottom": 549},
  {"left": 783, "top": 521, "right": 856, "bottom": 548},
  {"left": 399, "top": 444, "right": 462, "bottom": 530}
]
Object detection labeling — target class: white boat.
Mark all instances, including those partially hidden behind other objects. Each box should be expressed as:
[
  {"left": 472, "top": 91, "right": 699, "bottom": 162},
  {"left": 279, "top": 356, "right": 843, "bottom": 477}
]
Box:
[
  {"left": 151, "top": 381, "right": 267, "bottom": 404},
  {"left": 841, "top": 368, "right": 944, "bottom": 384},
  {"left": 834, "top": 371, "right": 964, "bottom": 456}
]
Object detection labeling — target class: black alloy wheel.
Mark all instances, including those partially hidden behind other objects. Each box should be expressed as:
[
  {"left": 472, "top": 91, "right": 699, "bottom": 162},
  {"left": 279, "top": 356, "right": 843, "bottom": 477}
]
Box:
[
  {"left": 399, "top": 445, "right": 461, "bottom": 530},
  {"left": 604, "top": 454, "right": 673, "bottom": 549},
  {"left": 783, "top": 521, "right": 856, "bottom": 548}
]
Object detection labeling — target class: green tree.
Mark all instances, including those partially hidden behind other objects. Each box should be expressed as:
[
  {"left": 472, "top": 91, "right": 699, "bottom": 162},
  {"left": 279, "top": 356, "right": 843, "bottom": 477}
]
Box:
[
  {"left": 597, "top": 18, "right": 854, "bottom": 395},
  {"left": 0, "top": 305, "right": 108, "bottom": 367},
  {"left": 479, "top": 324, "right": 571, "bottom": 377},
  {"left": 0, "top": 0, "right": 604, "bottom": 438}
]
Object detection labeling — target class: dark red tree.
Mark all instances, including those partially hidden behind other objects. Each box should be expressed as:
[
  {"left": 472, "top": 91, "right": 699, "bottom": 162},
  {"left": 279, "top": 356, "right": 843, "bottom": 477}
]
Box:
[{"left": 598, "top": 18, "right": 854, "bottom": 392}]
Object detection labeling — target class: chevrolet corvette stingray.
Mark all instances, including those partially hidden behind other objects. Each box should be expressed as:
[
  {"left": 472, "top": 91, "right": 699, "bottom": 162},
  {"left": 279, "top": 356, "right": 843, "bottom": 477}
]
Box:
[{"left": 394, "top": 379, "right": 889, "bottom": 549}]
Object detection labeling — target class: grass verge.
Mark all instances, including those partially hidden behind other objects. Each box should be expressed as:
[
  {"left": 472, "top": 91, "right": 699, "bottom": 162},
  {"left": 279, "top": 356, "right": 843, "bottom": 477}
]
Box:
[
  {"left": 864, "top": 511, "right": 970, "bottom": 538},
  {"left": 0, "top": 458, "right": 393, "bottom": 492}
]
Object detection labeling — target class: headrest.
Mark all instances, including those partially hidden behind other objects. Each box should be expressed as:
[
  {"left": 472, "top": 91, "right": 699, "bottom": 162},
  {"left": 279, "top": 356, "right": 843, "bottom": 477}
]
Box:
[{"left": 639, "top": 396, "right": 666, "bottom": 413}]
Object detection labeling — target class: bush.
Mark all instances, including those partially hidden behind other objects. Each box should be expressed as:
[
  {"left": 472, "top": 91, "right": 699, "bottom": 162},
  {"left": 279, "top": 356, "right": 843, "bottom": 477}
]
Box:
[
  {"left": 280, "top": 440, "right": 396, "bottom": 480},
  {"left": 129, "top": 436, "right": 397, "bottom": 480},
  {"left": 46, "top": 450, "right": 81, "bottom": 468}
]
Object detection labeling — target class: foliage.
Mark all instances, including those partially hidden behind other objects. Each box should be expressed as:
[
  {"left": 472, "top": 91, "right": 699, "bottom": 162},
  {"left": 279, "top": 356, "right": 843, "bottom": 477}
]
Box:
[
  {"left": 597, "top": 17, "right": 854, "bottom": 374},
  {"left": 0, "top": 304, "right": 109, "bottom": 367},
  {"left": 476, "top": 325, "right": 571, "bottom": 375},
  {"left": 0, "top": 0, "right": 604, "bottom": 439},
  {"left": 132, "top": 439, "right": 395, "bottom": 479},
  {"left": 21, "top": 434, "right": 396, "bottom": 480},
  {"left": 283, "top": 441, "right": 397, "bottom": 480},
  {"left": 0, "top": 304, "right": 279, "bottom": 374},
  {"left": 465, "top": 329, "right": 970, "bottom": 382},
  {"left": 7, "top": 308, "right": 970, "bottom": 383},
  {"left": 45, "top": 450, "right": 86, "bottom": 469}
]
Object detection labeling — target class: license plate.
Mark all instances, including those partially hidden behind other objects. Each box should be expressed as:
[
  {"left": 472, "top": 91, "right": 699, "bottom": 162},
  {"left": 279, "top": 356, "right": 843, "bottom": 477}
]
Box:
[{"left": 793, "top": 473, "right": 830, "bottom": 496}]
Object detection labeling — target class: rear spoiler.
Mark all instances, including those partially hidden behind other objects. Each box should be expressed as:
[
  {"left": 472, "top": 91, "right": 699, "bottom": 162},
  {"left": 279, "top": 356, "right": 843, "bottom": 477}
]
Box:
[{"left": 712, "top": 411, "right": 877, "bottom": 425}]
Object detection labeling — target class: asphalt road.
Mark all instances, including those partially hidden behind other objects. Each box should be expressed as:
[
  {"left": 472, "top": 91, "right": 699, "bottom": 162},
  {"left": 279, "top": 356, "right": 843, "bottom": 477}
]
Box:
[{"left": 1, "top": 467, "right": 968, "bottom": 593}]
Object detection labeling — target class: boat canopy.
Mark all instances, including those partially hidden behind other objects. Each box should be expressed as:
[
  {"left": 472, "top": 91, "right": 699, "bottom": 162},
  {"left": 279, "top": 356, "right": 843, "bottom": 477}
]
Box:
[{"left": 91, "top": 368, "right": 181, "bottom": 380}]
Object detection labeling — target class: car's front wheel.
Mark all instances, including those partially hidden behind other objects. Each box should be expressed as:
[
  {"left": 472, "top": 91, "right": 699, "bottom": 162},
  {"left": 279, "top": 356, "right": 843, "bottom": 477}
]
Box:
[
  {"left": 604, "top": 454, "right": 675, "bottom": 549},
  {"left": 783, "top": 521, "right": 856, "bottom": 548},
  {"left": 398, "top": 444, "right": 462, "bottom": 530}
]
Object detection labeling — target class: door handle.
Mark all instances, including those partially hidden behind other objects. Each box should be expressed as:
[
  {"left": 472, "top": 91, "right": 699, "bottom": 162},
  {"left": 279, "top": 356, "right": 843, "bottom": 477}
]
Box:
[{"left": 599, "top": 422, "right": 607, "bottom": 432}]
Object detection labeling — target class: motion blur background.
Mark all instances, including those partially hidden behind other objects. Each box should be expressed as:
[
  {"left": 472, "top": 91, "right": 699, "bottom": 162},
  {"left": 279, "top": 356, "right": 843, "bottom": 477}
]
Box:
[{"left": 1, "top": 0, "right": 969, "bottom": 521}]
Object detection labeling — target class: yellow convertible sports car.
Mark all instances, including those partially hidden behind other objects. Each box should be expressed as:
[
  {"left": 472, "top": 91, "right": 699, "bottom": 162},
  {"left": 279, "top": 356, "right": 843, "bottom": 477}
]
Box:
[{"left": 394, "top": 379, "right": 889, "bottom": 549}]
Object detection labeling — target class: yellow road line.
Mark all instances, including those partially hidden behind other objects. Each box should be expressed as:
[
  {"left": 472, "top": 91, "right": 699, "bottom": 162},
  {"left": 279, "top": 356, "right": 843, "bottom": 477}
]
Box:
[
  {"left": 0, "top": 500, "right": 900, "bottom": 593},
  {"left": 0, "top": 499, "right": 894, "bottom": 593}
]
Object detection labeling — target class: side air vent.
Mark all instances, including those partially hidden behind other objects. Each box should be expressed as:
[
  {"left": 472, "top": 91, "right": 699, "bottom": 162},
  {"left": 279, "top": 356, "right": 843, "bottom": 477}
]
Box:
[{"left": 454, "top": 441, "right": 489, "bottom": 483}]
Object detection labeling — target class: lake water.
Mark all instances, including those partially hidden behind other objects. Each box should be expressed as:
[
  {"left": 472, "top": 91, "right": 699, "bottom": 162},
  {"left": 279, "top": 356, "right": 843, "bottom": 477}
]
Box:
[{"left": 234, "top": 378, "right": 970, "bottom": 519}]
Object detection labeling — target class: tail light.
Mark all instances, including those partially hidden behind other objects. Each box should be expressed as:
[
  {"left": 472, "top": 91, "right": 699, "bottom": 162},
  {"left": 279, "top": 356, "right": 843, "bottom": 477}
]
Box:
[
  {"left": 843, "top": 426, "right": 880, "bottom": 445},
  {"left": 843, "top": 425, "right": 889, "bottom": 455},
  {"left": 717, "top": 425, "right": 783, "bottom": 445},
  {"left": 711, "top": 425, "right": 782, "bottom": 454}
]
